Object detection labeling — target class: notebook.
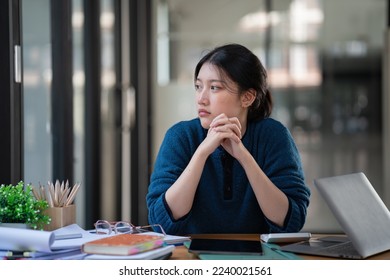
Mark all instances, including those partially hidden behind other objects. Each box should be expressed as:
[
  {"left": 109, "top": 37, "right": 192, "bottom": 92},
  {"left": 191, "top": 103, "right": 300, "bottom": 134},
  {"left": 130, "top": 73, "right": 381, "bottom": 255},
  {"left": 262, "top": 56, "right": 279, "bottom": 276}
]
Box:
[{"left": 281, "top": 172, "right": 390, "bottom": 259}]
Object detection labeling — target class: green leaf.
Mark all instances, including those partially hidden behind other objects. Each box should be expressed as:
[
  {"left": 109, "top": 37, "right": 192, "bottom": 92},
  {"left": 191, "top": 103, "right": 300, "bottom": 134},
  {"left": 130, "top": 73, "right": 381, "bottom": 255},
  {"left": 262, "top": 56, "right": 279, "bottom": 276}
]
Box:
[{"left": 0, "top": 181, "right": 50, "bottom": 230}]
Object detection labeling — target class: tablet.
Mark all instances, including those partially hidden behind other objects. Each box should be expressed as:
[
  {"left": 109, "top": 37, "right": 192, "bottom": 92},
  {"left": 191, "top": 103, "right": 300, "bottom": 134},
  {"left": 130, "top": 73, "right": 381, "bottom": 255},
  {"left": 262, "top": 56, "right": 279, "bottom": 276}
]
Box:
[{"left": 189, "top": 239, "right": 263, "bottom": 255}]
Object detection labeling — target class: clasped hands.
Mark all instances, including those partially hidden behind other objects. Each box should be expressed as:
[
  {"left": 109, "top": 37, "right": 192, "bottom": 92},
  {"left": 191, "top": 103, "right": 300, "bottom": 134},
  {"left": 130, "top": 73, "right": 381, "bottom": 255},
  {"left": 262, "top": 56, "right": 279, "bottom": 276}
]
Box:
[{"left": 203, "top": 113, "right": 245, "bottom": 159}]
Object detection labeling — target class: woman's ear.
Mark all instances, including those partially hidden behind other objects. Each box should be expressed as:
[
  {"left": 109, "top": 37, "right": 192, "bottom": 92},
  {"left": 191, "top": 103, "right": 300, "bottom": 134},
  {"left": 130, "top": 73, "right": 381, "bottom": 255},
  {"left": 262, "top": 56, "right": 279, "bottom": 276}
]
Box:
[{"left": 241, "top": 89, "right": 256, "bottom": 108}]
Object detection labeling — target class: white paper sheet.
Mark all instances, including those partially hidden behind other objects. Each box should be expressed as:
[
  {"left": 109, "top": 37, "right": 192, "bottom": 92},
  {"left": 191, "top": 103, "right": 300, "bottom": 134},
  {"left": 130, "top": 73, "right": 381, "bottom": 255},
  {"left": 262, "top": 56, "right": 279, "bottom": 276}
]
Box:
[
  {"left": 0, "top": 226, "right": 55, "bottom": 252},
  {"left": 0, "top": 224, "right": 107, "bottom": 253},
  {"left": 51, "top": 224, "right": 112, "bottom": 250},
  {"left": 139, "top": 231, "right": 191, "bottom": 245}
]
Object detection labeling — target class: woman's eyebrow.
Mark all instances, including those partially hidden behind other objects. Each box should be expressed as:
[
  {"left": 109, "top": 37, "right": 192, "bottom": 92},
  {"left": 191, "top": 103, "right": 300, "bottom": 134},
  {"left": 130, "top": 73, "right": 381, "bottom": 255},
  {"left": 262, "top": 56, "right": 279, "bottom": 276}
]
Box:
[{"left": 196, "top": 77, "right": 224, "bottom": 83}]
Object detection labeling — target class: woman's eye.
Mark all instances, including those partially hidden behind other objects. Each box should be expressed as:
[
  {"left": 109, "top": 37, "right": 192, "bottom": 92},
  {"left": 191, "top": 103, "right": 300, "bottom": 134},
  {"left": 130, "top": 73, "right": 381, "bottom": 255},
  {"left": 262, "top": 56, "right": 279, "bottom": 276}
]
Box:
[
  {"left": 195, "top": 84, "right": 202, "bottom": 91},
  {"left": 210, "top": 85, "right": 221, "bottom": 91}
]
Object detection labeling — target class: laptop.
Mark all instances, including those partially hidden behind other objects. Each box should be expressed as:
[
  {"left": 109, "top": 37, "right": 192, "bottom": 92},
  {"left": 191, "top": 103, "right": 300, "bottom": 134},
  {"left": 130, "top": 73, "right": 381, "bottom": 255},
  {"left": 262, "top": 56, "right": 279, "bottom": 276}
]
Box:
[{"left": 281, "top": 172, "right": 390, "bottom": 259}]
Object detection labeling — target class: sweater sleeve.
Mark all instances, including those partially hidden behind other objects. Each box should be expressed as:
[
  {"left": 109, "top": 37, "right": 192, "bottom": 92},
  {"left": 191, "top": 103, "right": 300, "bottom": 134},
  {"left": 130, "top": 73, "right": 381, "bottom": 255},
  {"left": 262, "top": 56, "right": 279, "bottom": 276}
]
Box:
[
  {"left": 259, "top": 120, "right": 311, "bottom": 233},
  {"left": 146, "top": 122, "right": 196, "bottom": 234}
]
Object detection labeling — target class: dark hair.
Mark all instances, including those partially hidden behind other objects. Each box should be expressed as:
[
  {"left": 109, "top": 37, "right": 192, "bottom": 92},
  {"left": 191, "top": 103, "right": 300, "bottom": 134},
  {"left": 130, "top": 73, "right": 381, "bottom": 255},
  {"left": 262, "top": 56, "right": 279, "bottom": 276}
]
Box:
[{"left": 194, "top": 43, "right": 273, "bottom": 121}]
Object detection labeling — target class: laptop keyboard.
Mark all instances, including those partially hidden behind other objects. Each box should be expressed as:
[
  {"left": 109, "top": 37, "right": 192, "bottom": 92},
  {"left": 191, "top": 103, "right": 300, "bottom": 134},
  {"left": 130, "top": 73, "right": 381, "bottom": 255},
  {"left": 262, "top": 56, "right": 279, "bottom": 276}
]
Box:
[{"left": 321, "top": 241, "right": 361, "bottom": 258}]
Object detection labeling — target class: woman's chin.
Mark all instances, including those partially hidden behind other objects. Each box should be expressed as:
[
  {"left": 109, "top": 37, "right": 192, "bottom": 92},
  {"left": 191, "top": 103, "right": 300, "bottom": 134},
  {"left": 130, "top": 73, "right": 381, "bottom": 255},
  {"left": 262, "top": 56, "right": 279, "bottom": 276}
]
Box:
[{"left": 199, "top": 118, "right": 211, "bottom": 129}]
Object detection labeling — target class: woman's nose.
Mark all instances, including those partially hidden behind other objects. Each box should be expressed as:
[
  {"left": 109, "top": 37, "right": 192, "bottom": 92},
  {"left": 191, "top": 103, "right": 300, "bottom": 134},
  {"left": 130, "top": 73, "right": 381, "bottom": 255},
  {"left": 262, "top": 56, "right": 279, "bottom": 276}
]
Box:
[{"left": 197, "top": 89, "right": 208, "bottom": 104}]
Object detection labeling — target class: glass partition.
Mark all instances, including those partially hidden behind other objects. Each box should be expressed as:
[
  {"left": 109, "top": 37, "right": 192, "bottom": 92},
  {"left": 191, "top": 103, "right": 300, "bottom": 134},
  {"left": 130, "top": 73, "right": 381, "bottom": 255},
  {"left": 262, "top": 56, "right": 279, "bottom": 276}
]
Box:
[{"left": 22, "top": 0, "right": 52, "bottom": 184}]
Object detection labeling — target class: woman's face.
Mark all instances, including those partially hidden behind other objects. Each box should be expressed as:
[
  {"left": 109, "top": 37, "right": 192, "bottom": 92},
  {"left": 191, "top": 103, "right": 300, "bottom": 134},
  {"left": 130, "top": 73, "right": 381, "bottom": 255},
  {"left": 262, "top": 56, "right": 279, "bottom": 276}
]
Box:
[{"left": 195, "top": 63, "right": 248, "bottom": 129}]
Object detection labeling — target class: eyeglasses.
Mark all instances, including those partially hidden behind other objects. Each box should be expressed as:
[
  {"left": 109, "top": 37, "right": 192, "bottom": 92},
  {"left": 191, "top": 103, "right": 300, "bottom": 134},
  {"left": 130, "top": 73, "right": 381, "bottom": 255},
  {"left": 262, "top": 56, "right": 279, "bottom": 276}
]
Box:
[{"left": 94, "top": 220, "right": 166, "bottom": 236}]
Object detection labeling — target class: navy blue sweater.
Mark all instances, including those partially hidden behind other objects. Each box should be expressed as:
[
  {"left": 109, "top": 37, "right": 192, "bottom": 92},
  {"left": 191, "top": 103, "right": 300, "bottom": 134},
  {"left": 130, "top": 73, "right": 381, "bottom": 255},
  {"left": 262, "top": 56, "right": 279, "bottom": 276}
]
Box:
[{"left": 146, "top": 118, "right": 310, "bottom": 235}]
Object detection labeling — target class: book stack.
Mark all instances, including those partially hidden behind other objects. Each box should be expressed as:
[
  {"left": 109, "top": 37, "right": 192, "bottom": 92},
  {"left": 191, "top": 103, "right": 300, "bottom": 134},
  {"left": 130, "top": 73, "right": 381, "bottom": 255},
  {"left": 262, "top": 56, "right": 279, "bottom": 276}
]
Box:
[
  {"left": 82, "top": 234, "right": 164, "bottom": 255},
  {"left": 81, "top": 233, "right": 174, "bottom": 260},
  {"left": 0, "top": 224, "right": 186, "bottom": 260}
]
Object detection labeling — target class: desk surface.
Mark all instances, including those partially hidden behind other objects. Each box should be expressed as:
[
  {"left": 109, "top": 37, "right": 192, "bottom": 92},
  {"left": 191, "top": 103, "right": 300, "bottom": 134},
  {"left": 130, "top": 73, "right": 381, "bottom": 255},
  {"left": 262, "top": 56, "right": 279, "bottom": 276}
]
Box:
[{"left": 170, "top": 234, "right": 390, "bottom": 260}]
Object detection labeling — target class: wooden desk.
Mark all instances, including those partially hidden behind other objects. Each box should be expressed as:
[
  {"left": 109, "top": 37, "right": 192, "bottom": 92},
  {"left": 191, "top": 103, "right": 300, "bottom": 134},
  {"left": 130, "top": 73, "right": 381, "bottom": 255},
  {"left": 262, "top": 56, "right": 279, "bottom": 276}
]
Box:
[{"left": 170, "top": 234, "right": 390, "bottom": 260}]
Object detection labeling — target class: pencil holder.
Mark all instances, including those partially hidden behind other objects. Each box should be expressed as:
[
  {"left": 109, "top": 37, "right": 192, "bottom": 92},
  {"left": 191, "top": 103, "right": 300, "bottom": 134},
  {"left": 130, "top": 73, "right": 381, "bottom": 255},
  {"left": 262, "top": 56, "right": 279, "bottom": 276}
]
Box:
[{"left": 43, "top": 204, "right": 76, "bottom": 231}]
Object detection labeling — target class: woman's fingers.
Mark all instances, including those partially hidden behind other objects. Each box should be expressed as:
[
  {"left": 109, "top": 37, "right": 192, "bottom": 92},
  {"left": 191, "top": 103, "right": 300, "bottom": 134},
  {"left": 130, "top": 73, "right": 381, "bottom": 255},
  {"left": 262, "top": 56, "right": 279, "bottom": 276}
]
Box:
[
  {"left": 227, "top": 117, "right": 241, "bottom": 130},
  {"left": 212, "top": 122, "right": 241, "bottom": 139},
  {"left": 209, "top": 113, "right": 227, "bottom": 128},
  {"left": 210, "top": 114, "right": 242, "bottom": 139}
]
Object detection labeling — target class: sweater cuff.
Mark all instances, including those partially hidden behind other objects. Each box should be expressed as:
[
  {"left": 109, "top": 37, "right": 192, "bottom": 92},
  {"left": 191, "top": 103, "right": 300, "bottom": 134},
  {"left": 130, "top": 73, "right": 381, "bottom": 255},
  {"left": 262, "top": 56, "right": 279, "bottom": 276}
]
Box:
[
  {"left": 266, "top": 197, "right": 296, "bottom": 233},
  {"left": 162, "top": 193, "right": 190, "bottom": 222},
  {"left": 162, "top": 193, "right": 175, "bottom": 221}
]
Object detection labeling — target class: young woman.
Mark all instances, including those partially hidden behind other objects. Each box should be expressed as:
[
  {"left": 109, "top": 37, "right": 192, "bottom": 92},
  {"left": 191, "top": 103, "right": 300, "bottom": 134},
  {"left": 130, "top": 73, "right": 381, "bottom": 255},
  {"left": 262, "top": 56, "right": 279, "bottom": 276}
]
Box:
[{"left": 147, "top": 43, "right": 310, "bottom": 235}]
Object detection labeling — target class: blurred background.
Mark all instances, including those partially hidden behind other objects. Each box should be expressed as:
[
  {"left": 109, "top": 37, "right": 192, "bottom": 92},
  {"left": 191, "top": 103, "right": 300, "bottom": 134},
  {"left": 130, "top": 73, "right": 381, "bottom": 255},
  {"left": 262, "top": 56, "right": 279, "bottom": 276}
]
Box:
[{"left": 1, "top": 0, "right": 388, "bottom": 233}]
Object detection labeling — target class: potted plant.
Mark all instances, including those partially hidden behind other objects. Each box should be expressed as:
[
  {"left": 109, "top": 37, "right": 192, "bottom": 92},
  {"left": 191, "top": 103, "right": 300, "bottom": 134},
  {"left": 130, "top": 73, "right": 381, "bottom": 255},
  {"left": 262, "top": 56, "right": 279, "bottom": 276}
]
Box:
[{"left": 0, "top": 181, "right": 51, "bottom": 230}]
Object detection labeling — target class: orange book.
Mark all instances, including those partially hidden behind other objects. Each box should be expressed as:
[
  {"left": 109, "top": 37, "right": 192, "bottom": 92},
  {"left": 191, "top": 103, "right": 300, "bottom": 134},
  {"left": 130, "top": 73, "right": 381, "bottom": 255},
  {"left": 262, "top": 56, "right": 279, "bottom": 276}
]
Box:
[{"left": 82, "top": 234, "right": 164, "bottom": 256}]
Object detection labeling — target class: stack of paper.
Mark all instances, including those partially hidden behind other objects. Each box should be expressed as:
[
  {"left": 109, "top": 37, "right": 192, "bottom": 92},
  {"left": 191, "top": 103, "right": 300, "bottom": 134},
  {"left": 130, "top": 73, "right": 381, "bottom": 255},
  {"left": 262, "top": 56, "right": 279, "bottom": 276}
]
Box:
[
  {"left": 139, "top": 231, "right": 191, "bottom": 245},
  {"left": 0, "top": 224, "right": 102, "bottom": 259},
  {"left": 0, "top": 224, "right": 187, "bottom": 259}
]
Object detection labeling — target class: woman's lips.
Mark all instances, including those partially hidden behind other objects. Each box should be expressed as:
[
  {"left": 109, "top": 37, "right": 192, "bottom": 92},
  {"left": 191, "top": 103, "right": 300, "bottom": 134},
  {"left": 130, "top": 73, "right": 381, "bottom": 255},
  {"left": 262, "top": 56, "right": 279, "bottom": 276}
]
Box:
[{"left": 198, "top": 109, "right": 210, "bottom": 117}]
